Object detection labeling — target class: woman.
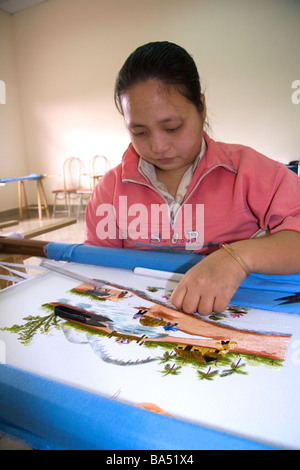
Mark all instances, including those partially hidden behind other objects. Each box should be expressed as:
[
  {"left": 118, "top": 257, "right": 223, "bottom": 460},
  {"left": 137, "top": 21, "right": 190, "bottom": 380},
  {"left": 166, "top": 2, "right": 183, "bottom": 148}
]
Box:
[{"left": 84, "top": 41, "right": 300, "bottom": 316}]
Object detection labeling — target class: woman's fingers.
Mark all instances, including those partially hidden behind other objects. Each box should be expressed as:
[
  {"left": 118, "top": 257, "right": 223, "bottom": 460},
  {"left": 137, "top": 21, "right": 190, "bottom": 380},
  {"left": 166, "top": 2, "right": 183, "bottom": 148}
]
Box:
[{"left": 170, "top": 250, "right": 246, "bottom": 316}]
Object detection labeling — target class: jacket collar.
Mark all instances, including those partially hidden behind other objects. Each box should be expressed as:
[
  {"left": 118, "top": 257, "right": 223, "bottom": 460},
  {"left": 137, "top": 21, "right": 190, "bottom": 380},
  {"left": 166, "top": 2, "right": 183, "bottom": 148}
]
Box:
[
  {"left": 121, "top": 144, "right": 145, "bottom": 183},
  {"left": 199, "top": 133, "right": 236, "bottom": 172}
]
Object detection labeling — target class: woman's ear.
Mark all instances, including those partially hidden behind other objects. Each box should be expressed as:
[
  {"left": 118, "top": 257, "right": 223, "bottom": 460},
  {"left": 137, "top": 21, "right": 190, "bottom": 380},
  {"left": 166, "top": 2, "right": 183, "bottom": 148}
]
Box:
[{"left": 200, "top": 94, "right": 206, "bottom": 121}]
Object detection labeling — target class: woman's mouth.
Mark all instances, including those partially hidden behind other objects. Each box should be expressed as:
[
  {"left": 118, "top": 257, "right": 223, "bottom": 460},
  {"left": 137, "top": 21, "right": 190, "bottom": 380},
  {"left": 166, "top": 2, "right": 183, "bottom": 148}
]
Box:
[{"left": 157, "top": 157, "right": 174, "bottom": 165}]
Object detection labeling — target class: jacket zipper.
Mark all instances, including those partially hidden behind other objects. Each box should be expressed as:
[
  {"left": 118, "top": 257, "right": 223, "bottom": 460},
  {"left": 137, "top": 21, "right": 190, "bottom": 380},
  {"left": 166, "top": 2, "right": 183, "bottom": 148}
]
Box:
[
  {"left": 122, "top": 178, "right": 176, "bottom": 234},
  {"left": 122, "top": 164, "right": 237, "bottom": 242}
]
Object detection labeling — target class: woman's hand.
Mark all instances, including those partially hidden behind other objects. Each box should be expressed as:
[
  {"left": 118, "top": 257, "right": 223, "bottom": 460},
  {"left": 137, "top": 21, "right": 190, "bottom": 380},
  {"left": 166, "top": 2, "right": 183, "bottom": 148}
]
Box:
[
  {"left": 171, "top": 231, "right": 300, "bottom": 316},
  {"left": 170, "top": 248, "right": 247, "bottom": 316}
]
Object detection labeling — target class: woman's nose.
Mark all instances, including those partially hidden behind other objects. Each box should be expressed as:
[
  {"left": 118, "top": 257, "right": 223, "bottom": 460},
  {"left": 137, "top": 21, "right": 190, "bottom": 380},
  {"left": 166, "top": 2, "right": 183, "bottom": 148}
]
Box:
[{"left": 150, "top": 133, "right": 170, "bottom": 154}]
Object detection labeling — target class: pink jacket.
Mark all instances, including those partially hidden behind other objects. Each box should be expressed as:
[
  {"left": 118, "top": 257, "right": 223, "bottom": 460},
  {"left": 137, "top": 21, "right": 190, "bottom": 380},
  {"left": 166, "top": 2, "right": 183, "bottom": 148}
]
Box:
[{"left": 84, "top": 133, "right": 300, "bottom": 253}]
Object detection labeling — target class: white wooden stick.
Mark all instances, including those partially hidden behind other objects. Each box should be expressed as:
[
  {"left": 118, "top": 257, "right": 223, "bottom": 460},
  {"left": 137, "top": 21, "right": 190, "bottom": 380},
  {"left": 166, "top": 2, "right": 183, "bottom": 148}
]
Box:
[{"left": 133, "top": 267, "right": 184, "bottom": 282}]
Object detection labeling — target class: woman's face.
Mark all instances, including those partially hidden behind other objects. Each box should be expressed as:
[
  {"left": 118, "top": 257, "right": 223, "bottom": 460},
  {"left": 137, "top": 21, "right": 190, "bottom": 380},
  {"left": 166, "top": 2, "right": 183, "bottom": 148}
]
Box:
[{"left": 121, "top": 79, "right": 205, "bottom": 174}]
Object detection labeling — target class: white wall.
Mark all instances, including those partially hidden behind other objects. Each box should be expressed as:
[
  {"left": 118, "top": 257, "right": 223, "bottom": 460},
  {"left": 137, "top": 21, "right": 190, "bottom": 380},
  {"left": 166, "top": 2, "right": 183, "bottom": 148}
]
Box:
[
  {"left": 1, "top": 0, "right": 299, "bottom": 211},
  {"left": 0, "top": 10, "right": 28, "bottom": 211}
]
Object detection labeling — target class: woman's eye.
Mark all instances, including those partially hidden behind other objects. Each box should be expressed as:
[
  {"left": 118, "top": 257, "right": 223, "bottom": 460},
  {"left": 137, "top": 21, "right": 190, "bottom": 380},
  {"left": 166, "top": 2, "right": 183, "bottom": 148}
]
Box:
[
  {"left": 131, "top": 130, "right": 146, "bottom": 137},
  {"left": 166, "top": 125, "right": 181, "bottom": 133}
]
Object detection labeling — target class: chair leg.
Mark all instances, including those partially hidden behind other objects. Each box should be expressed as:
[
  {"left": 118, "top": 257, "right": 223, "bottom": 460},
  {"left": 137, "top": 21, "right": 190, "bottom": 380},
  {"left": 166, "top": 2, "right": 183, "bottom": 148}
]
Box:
[
  {"left": 23, "top": 183, "right": 30, "bottom": 218},
  {"left": 37, "top": 182, "right": 42, "bottom": 220},
  {"left": 67, "top": 193, "right": 71, "bottom": 217},
  {"left": 52, "top": 195, "right": 57, "bottom": 217},
  {"left": 77, "top": 194, "right": 82, "bottom": 219},
  {"left": 37, "top": 179, "right": 50, "bottom": 219},
  {"left": 18, "top": 181, "right": 30, "bottom": 220},
  {"left": 53, "top": 192, "right": 78, "bottom": 218},
  {"left": 18, "top": 181, "right": 23, "bottom": 220}
]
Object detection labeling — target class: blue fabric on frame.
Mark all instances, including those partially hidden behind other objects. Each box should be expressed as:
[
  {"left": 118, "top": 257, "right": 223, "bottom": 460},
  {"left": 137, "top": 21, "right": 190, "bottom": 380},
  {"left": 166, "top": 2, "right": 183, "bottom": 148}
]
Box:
[
  {"left": 0, "top": 364, "right": 276, "bottom": 450},
  {"left": 44, "top": 242, "right": 205, "bottom": 273},
  {"left": 242, "top": 272, "right": 300, "bottom": 293},
  {"left": 233, "top": 273, "right": 300, "bottom": 314},
  {"left": 0, "top": 173, "right": 42, "bottom": 183}
]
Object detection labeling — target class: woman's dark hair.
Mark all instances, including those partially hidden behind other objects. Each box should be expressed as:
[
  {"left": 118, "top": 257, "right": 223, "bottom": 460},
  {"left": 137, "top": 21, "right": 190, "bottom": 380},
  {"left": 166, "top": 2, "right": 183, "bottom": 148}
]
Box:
[{"left": 114, "top": 41, "right": 204, "bottom": 116}]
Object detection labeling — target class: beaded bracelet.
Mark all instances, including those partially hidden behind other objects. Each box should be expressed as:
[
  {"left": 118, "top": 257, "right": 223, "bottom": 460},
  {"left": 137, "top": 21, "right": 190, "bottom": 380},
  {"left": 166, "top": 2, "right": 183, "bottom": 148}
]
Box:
[{"left": 220, "top": 243, "right": 251, "bottom": 277}]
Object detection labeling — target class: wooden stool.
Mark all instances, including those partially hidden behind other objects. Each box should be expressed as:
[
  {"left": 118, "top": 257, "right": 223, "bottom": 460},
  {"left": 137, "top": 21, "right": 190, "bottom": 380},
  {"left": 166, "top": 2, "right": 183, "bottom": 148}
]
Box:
[{"left": 18, "top": 176, "right": 50, "bottom": 220}]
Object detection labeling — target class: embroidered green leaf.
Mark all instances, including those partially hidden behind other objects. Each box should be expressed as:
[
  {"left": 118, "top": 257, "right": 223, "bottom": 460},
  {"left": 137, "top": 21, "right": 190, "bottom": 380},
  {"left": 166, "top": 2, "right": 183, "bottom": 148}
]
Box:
[
  {"left": 158, "top": 351, "right": 176, "bottom": 363},
  {"left": 160, "top": 363, "right": 182, "bottom": 376},
  {"left": 220, "top": 359, "right": 248, "bottom": 377},
  {"left": 0, "top": 308, "right": 61, "bottom": 345},
  {"left": 197, "top": 367, "right": 219, "bottom": 381}
]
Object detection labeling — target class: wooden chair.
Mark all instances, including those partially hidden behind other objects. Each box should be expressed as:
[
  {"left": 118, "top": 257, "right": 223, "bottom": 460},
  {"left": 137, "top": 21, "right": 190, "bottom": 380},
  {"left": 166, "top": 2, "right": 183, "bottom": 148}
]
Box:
[
  {"left": 52, "top": 158, "right": 85, "bottom": 217},
  {"left": 76, "top": 155, "right": 111, "bottom": 219}
]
